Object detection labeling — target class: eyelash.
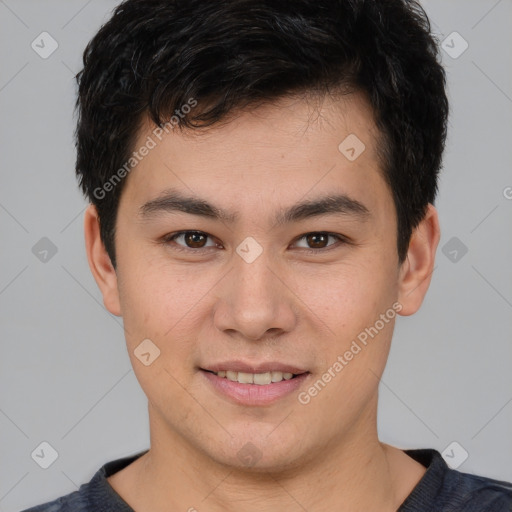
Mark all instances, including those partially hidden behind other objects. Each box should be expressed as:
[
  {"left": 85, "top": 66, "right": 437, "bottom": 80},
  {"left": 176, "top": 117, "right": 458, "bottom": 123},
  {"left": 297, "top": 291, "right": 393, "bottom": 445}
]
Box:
[{"left": 160, "top": 231, "right": 350, "bottom": 254}]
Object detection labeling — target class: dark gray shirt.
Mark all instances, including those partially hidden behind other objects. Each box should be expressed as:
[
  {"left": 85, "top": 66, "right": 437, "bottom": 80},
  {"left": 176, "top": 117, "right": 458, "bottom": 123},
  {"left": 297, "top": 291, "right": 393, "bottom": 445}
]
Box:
[{"left": 21, "top": 448, "right": 512, "bottom": 511}]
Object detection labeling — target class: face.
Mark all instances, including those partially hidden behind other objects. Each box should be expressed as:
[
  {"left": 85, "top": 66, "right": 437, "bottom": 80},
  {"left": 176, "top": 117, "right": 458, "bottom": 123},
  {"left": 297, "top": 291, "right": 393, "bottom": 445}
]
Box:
[{"left": 87, "top": 92, "right": 438, "bottom": 472}]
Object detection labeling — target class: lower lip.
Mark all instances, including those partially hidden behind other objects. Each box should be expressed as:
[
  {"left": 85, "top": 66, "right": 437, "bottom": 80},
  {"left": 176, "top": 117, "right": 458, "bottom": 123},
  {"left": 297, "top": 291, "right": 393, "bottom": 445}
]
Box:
[{"left": 201, "top": 370, "right": 309, "bottom": 406}]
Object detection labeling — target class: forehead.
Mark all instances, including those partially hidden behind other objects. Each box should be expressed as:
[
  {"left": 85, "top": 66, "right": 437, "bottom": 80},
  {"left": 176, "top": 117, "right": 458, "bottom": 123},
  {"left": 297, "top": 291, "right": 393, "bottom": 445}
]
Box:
[
  {"left": 136, "top": 91, "right": 380, "bottom": 158},
  {"left": 119, "top": 91, "right": 391, "bottom": 221}
]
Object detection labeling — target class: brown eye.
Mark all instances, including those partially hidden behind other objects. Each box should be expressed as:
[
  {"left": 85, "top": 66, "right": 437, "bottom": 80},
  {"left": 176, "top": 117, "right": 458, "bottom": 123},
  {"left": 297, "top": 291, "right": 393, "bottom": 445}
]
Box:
[
  {"left": 305, "top": 233, "right": 329, "bottom": 249},
  {"left": 293, "top": 232, "right": 348, "bottom": 252},
  {"left": 184, "top": 231, "right": 208, "bottom": 248},
  {"left": 163, "top": 231, "right": 218, "bottom": 251}
]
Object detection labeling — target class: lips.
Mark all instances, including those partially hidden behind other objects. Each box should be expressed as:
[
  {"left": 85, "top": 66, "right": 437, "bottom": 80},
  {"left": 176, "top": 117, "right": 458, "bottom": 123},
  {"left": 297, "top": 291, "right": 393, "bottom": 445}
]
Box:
[
  {"left": 201, "top": 362, "right": 308, "bottom": 386},
  {"left": 199, "top": 360, "right": 310, "bottom": 405}
]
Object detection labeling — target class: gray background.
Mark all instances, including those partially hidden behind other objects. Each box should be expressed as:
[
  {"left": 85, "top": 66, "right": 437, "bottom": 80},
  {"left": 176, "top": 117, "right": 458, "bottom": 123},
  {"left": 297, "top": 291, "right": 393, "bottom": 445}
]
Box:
[{"left": 1, "top": 1, "right": 511, "bottom": 510}]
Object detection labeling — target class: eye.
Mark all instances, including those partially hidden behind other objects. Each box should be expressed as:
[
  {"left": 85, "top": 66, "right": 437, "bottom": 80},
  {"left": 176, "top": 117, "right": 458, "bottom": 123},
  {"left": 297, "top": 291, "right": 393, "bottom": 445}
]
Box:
[
  {"left": 160, "top": 230, "right": 350, "bottom": 254},
  {"left": 292, "top": 232, "right": 349, "bottom": 252},
  {"left": 162, "top": 231, "right": 220, "bottom": 252}
]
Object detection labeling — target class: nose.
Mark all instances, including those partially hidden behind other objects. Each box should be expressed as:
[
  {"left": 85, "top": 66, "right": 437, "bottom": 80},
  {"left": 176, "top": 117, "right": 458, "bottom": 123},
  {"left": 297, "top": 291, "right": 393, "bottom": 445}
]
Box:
[{"left": 213, "top": 248, "right": 297, "bottom": 341}]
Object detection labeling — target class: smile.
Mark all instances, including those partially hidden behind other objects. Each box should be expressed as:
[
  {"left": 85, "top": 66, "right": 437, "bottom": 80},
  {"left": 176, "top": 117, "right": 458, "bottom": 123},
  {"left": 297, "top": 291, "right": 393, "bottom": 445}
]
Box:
[
  {"left": 208, "top": 370, "right": 299, "bottom": 385},
  {"left": 200, "top": 368, "right": 310, "bottom": 406}
]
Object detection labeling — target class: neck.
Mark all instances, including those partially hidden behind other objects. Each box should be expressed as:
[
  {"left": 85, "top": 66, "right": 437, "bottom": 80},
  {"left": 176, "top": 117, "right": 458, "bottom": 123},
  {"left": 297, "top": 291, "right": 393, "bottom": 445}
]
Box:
[{"left": 111, "top": 397, "right": 425, "bottom": 512}]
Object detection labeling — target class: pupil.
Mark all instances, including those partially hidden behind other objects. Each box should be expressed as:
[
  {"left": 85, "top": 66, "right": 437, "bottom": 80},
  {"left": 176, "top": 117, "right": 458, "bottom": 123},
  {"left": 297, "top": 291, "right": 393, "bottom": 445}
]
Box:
[
  {"left": 187, "top": 232, "right": 205, "bottom": 248},
  {"left": 307, "top": 233, "right": 327, "bottom": 248}
]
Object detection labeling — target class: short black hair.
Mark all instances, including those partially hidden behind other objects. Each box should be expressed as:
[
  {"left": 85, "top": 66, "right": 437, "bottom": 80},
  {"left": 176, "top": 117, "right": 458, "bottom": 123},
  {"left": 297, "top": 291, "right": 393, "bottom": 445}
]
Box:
[{"left": 75, "top": 0, "right": 449, "bottom": 268}]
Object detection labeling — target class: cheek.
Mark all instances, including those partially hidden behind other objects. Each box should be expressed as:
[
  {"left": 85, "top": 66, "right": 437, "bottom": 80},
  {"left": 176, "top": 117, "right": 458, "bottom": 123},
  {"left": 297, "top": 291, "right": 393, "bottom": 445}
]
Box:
[
  {"left": 298, "top": 250, "right": 398, "bottom": 389},
  {"left": 117, "top": 260, "right": 212, "bottom": 367},
  {"left": 299, "top": 255, "right": 396, "bottom": 326},
  {"left": 117, "top": 251, "right": 189, "bottom": 328},
  {"left": 117, "top": 268, "right": 204, "bottom": 404}
]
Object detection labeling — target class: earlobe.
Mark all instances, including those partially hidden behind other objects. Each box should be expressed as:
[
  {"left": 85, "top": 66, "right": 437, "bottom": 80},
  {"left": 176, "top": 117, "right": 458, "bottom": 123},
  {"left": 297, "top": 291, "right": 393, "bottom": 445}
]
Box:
[
  {"left": 84, "top": 204, "right": 122, "bottom": 317},
  {"left": 397, "top": 204, "right": 440, "bottom": 316}
]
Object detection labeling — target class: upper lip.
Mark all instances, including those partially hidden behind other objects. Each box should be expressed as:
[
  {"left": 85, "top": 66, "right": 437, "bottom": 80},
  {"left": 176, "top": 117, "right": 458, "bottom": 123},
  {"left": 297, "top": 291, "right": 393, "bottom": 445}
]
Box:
[{"left": 201, "top": 361, "right": 308, "bottom": 375}]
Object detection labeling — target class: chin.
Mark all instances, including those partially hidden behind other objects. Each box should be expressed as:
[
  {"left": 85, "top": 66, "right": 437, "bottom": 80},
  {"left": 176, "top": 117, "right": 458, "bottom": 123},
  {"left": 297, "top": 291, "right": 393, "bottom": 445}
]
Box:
[{"left": 212, "top": 432, "right": 307, "bottom": 473}]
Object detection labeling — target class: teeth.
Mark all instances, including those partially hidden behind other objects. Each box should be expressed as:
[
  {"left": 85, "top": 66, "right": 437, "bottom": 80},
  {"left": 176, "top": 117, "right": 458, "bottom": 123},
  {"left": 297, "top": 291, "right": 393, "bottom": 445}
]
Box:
[
  {"left": 253, "top": 372, "right": 272, "bottom": 385},
  {"left": 271, "top": 371, "right": 283, "bottom": 382},
  {"left": 226, "top": 370, "right": 237, "bottom": 381},
  {"left": 237, "top": 371, "right": 254, "bottom": 384},
  {"left": 214, "top": 370, "right": 297, "bottom": 384}
]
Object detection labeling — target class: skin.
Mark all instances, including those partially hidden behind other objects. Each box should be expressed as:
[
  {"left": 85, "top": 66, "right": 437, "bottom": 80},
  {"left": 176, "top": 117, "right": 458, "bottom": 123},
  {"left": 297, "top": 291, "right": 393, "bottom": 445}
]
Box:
[{"left": 85, "top": 92, "right": 440, "bottom": 511}]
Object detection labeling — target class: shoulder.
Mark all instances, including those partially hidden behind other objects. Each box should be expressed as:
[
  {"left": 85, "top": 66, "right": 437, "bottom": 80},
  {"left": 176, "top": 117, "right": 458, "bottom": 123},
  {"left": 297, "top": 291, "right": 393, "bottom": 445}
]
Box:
[
  {"left": 19, "top": 489, "right": 90, "bottom": 512},
  {"left": 20, "top": 450, "right": 146, "bottom": 512},
  {"left": 447, "top": 470, "right": 512, "bottom": 511},
  {"left": 402, "top": 449, "right": 512, "bottom": 511}
]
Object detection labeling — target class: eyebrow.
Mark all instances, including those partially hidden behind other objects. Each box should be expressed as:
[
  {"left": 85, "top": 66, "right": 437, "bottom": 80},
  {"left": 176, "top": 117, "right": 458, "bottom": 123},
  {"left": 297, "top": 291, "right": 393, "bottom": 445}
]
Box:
[{"left": 139, "top": 188, "right": 371, "bottom": 226}]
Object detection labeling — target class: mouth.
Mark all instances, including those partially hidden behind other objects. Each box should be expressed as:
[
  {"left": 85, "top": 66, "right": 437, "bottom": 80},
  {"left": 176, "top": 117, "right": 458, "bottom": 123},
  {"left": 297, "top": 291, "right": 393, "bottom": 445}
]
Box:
[
  {"left": 199, "top": 364, "right": 310, "bottom": 406},
  {"left": 202, "top": 369, "right": 306, "bottom": 385}
]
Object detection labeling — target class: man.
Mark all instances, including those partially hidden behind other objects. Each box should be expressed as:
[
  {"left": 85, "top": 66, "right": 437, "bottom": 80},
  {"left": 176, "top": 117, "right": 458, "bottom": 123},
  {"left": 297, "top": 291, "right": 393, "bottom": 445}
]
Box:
[{"left": 24, "top": 0, "right": 512, "bottom": 510}]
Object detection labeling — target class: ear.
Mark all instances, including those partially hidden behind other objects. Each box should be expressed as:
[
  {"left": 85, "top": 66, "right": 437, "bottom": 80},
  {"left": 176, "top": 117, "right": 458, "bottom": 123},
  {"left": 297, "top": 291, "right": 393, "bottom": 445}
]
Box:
[
  {"left": 84, "top": 204, "right": 122, "bottom": 317},
  {"left": 397, "top": 203, "right": 440, "bottom": 316}
]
